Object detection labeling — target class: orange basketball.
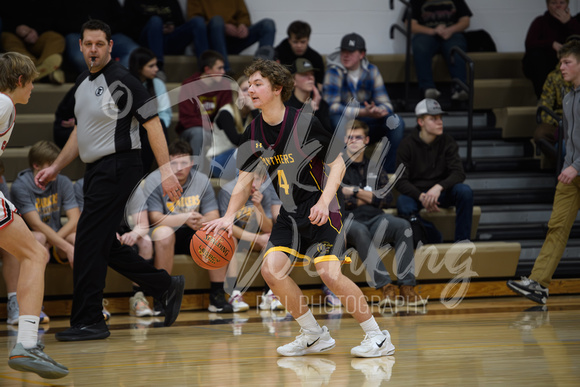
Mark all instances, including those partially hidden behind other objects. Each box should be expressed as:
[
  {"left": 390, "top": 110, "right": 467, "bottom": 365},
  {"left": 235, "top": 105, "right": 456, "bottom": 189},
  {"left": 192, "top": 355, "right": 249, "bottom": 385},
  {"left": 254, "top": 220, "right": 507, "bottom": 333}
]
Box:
[{"left": 190, "top": 229, "right": 236, "bottom": 270}]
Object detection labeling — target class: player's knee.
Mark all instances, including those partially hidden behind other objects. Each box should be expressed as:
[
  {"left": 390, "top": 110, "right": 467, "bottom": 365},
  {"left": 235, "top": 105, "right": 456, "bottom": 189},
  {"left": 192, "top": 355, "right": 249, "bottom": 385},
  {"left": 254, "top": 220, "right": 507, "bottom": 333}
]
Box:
[
  {"left": 261, "top": 255, "right": 289, "bottom": 282},
  {"left": 317, "top": 263, "right": 343, "bottom": 286},
  {"left": 152, "top": 226, "right": 175, "bottom": 247}
]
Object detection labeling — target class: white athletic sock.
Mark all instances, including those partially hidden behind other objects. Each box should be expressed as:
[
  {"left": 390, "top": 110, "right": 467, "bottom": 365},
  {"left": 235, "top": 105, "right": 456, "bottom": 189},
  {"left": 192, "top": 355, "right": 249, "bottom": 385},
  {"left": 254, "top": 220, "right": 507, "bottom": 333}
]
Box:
[
  {"left": 17, "top": 315, "right": 40, "bottom": 349},
  {"left": 360, "top": 316, "right": 382, "bottom": 335},
  {"left": 8, "top": 292, "right": 16, "bottom": 299},
  {"left": 296, "top": 310, "right": 322, "bottom": 334}
]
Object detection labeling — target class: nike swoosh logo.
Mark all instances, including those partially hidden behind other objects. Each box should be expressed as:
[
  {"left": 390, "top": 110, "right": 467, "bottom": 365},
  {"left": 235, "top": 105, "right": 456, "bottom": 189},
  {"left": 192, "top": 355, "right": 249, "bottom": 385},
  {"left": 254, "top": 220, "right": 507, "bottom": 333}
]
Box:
[
  {"left": 307, "top": 337, "right": 320, "bottom": 348},
  {"left": 164, "top": 289, "right": 176, "bottom": 306},
  {"left": 24, "top": 320, "right": 37, "bottom": 325},
  {"left": 376, "top": 338, "right": 386, "bottom": 348}
]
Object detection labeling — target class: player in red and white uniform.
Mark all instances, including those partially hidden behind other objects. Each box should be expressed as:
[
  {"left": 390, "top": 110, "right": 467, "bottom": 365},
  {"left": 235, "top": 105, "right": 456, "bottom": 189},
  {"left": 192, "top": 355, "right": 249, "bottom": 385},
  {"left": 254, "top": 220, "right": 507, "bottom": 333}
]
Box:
[{"left": 0, "top": 52, "right": 68, "bottom": 379}]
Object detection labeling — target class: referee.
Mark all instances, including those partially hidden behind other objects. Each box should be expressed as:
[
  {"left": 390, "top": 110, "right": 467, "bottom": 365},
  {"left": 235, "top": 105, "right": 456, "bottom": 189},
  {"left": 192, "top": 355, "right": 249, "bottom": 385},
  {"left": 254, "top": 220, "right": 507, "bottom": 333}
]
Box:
[{"left": 36, "top": 20, "right": 184, "bottom": 341}]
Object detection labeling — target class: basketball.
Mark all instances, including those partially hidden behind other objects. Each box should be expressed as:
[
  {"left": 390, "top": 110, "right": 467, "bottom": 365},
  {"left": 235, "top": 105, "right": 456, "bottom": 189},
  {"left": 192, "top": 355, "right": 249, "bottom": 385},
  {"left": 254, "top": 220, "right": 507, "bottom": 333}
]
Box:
[{"left": 190, "top": 229, "right": 236, "bottom": 270}]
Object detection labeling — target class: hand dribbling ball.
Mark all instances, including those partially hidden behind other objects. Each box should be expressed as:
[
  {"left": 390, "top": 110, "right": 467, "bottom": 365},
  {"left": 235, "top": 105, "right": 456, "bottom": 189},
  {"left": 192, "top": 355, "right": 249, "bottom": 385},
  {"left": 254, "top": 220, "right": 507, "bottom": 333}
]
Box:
[{"left": 190, "top": 229, "right": 236, "bottom": 270}]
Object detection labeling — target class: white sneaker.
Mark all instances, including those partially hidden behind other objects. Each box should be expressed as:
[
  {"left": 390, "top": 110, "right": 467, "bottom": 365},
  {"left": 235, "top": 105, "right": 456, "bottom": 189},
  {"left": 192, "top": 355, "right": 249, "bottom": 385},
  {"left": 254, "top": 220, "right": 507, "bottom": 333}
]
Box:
[
  {"left": 228, "top": 290, "right": 250, "bottom": 312},
  {"left": 130, "top": 291, "right": 155, "bottom": 317},
  {"left": 277, "top": 326, "right": 335, "bottom": 356},
  {"left": 7, "top": 295, "right": 19, "bottom": 325},
  {"left": 351, "top": 356, "right": 396, "bottom": 382},
  {"left": 277, "top": 357, "right": 336, "bottom": 384},
  {"left": 259, "top": 290, "right": 285, "bottom": 311},
  {"left": 351, "top": 330, "right": 395, "bottom": 358}
]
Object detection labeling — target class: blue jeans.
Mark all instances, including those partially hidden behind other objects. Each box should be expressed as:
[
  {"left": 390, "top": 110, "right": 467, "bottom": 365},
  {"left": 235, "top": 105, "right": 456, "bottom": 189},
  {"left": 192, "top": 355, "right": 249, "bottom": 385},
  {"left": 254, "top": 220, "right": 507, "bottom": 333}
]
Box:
[
  {"left": 412, "top": 32, "right": 467, "bottom": 91},
  {"left": 330, "top": 113, "right": 405, "bottom": 173},
  {"left": 346, "top": 213, "right": 416, "bottom": 288},
  {"left": 207, "top": 17, "right": 276, "bottom": 70},
  {"left": 140, "top": 16, "right": 208, "bottom": 66},
  {"left": 210, "top": 148, "right": 237, "bottom": 180},
  {"left": 397, "top": 183, "right": 474, "bottom": 242},
  {"left": 66, "top": 33, "right": 139, "bottom": 73},
  {"left": 180, "top": 126, "right": 212, "bottom": 174}
]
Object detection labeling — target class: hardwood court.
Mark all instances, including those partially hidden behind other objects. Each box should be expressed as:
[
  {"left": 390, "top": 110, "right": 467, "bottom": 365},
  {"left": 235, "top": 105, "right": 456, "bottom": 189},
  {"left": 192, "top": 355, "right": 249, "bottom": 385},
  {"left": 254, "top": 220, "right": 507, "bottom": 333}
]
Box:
[{"left": 0, "top": 295, "right": 579, "bottom": 386}]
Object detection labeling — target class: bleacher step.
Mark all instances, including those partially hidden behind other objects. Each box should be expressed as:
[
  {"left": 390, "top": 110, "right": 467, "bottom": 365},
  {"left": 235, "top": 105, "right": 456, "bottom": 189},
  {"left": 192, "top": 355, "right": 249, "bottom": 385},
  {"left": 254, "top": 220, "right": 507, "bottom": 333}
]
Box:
[{"left": 473, "top": 187, "right": 555, "bottom": 206}]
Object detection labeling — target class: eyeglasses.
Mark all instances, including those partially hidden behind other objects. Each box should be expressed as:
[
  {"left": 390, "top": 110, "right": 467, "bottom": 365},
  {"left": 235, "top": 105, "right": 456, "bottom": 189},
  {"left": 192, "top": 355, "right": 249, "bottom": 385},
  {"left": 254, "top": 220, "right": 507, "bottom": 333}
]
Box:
[{"left": 347, "top": 135, "right": 365, "bottom": 141}]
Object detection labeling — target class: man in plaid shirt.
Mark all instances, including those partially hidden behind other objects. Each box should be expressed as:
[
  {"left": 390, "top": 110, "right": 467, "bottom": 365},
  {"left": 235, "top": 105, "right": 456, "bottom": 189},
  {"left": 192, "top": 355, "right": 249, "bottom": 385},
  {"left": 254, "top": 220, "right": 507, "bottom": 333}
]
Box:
[{"left": 323, "top": 32, "right": 404, "bottom": 173}]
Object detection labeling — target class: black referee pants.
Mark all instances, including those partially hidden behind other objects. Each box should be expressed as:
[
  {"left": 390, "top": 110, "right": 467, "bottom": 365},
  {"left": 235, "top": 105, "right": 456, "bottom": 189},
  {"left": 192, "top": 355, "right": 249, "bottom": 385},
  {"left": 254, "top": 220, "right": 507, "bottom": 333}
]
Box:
[{"left": 71, "top": 151, "right": 171, "bottom": 326}]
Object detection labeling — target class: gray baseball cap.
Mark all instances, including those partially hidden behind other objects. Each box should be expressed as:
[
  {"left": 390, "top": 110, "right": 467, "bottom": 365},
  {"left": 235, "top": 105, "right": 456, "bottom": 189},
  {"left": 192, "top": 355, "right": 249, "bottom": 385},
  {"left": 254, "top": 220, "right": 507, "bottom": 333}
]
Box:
[{"left": 415, "top": 98, "right": 446, "bottom": 116}]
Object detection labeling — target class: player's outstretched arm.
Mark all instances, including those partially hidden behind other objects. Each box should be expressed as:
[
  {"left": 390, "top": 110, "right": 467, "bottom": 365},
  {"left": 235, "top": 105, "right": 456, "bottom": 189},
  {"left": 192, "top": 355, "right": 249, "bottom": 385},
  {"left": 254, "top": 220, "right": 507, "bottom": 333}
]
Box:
[
  {"left": 204, "top": 170, "right": 254, "bottom": 237},
  {"left": 309, "top": 154, "right": 346, "bottom": 226}
]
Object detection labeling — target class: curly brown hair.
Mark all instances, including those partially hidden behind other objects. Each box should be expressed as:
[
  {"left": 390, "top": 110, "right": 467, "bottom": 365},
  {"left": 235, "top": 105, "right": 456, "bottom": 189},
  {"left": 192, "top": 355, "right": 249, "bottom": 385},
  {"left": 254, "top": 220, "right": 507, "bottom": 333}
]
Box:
[{"left": 244, "top": 59, "right": 294, "bottom": 102}]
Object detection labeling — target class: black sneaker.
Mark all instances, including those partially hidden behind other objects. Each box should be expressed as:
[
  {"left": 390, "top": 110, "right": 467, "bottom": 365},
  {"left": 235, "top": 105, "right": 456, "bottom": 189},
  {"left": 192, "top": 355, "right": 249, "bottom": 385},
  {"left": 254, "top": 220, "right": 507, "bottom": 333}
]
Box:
[
  {"left": 507, "top": 277, "right": 549, "bottom": 304},
  {"left": 208, "top": 289, "right": 234, "bottom": 313},
  {"left": 159, "top": 275, "right": 185, "bottom": 326},
  {"left": 153, "top": 299, "right": 165, "bottom": 317},
  {"left": 55, "top": 319, "right": 110, "bottom": 342}
]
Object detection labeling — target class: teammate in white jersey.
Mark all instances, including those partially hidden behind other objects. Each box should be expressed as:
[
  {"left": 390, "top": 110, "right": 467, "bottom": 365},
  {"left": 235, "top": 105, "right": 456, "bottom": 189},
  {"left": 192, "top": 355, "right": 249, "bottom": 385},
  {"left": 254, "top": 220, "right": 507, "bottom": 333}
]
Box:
[{"left": 0, "top": 52, "right": 68, "bottom": 379}]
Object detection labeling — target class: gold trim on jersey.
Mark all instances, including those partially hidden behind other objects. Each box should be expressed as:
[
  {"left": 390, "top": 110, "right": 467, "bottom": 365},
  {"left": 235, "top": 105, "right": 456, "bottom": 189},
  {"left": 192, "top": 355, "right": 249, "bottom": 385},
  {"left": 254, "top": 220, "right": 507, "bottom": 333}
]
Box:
[
  {"left": 264, "top": 246, "right": 311, "bottom": 267},
  {"left": 264, "top": 247, "right": 352, "bottom": 266}
]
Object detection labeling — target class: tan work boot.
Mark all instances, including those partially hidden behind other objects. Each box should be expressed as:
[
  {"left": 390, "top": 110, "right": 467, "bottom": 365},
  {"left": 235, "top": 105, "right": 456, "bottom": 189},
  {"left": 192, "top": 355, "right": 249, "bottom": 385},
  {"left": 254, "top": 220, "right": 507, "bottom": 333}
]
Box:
[
  {"left": 399, "top": 285, "right": 428, "bottom": 307},
  {"left": 36, "top": 54, "right": 62, "bottom": 80},
  {"left": 378, "top": 284, "right": 401, "bottom": 307}
]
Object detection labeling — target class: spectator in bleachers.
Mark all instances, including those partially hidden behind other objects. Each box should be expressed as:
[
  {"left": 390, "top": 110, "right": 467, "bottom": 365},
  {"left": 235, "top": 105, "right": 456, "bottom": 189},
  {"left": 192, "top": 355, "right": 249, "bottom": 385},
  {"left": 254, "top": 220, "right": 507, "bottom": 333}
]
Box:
[
  {"left": 523, "top": 0, "right": 580, "bottom": 99},
  {"left": 187, "top": 0, "right": 276, "bottom": 72},
  {"left": 208, "top": 75, "right": 259, "bottom": 180},
  {"left": 9, "top": 141, "right": 80, "bottom": 325},
  {"left": 57, "top": 0, "right": 139, "bottom": 74},
  {"left": 146, "top": 140, "right": 230, "bottom": 313},
  {"left": 218, "top": 164, "right": 281, "bottom": 312},
  {"left": 129, "top": 47, "right": 172, "bottom": 174},
  {"left": 1, "top": 2, "right": 65, "bottom": 84},
  {"left": 323, "top": 32, "right": 405, "bottom": 173},
  {"left": 409, "top": 0, "right": 472, "bottom": 101},
  {"left": 275, "top": 21, "right": 326, "bottom": 88},
  {"left": 342, "top": 120, "right": 425, "bottom": 307},
  {"left": 11, "top": 141, "right": 79, "bottom": 269},
  {"left": 395, "top": 98, "right": 473, "bottom": 243},
  {"left": 507, "top": 39, "right": 580, "bottom": 305},
  {"left": 533, "top": 63, "right": 574, "bottom": 163},
  {"left": 124, "top": 0, "right": 209, "bottom": 78},
  {"left": 177, "top": 49, "right": 232, "bottom": 172},
  {"left": 286, "top": 58, "right": 332, "bottom": 133}
]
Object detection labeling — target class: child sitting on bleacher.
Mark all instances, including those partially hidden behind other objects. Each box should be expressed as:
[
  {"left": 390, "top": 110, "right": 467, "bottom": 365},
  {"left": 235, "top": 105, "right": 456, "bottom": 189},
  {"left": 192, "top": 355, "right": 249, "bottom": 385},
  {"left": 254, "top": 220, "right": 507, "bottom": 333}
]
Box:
[
  {"left": 10, "top": 141, "right": 79, "bottom": 268},
  {"left": 8, "top": 141, "right": 80, "bottom": 325}
]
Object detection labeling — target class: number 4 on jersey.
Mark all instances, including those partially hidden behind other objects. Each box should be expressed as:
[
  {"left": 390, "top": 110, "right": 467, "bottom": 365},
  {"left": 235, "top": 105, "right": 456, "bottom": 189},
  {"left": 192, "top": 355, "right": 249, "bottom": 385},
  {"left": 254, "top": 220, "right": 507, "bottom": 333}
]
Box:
[{"left": 277, "top": 169, "right": 290, "bottom": 196}]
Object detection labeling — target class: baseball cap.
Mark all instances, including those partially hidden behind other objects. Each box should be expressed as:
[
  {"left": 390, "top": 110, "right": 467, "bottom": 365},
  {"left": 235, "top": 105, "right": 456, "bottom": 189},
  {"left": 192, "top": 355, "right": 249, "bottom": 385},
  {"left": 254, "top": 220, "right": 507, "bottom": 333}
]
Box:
[
  {"left": 340, "top": 33, "right": 366, "bottom": 52},
  {"left": 415, "top": 98, "right": 446, "bottom": 116},
  {"left": 291, "top": 58, "right": 318, "bottom": 74}
]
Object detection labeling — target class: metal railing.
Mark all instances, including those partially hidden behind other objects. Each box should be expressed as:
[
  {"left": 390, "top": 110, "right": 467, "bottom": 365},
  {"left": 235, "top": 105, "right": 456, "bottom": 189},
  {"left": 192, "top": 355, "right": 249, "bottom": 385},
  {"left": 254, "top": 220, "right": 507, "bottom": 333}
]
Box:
[
  {"left": 536, "top": 105, "right": 564, "bottom": 181},
  {"left": 389, "top": 0, "right": 412, "bottom": 108},
  {"left": 450, "top": 46, "right": 475, "bottom": 171}
]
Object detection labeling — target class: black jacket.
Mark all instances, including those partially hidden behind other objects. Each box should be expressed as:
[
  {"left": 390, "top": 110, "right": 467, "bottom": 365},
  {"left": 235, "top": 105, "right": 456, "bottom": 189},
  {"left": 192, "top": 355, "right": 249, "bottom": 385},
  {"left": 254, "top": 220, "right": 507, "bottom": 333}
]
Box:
[{"left": 395, "top": 129, "right": 465, "bottom": 200}]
